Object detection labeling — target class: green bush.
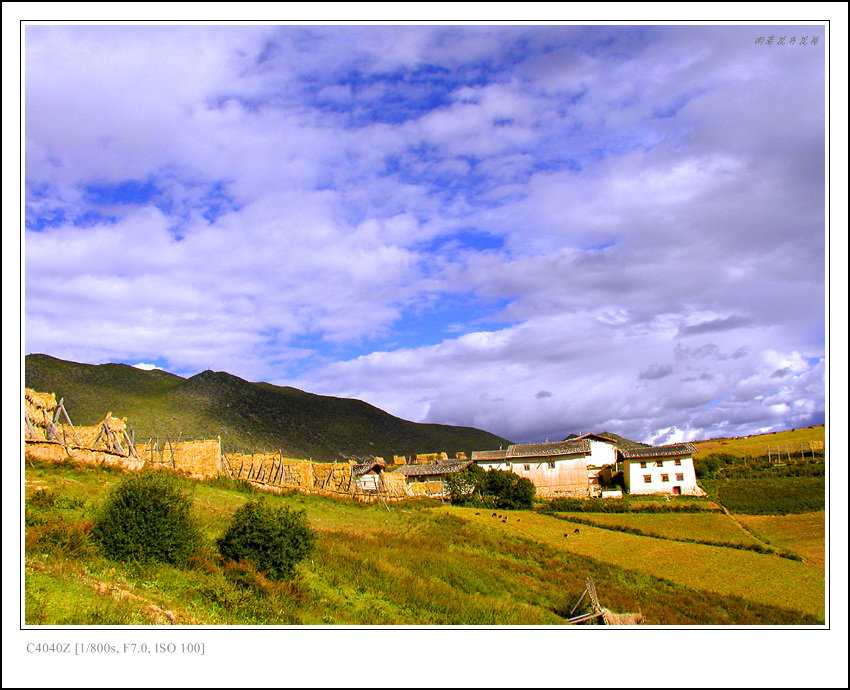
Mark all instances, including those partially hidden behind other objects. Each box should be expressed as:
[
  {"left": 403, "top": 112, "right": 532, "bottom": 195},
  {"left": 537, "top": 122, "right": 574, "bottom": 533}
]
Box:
[
  {"left": 91, "top": 472, "right": 201, "bottom": 565},
  {"left": 483, "top": 470, "right": 536, "bottom": 509},
  {"left": 216, "top": 500, "right": 316, "bottom": 580},
  {"left": 445, "top": 465, "right": 535, "bottom": 510}
]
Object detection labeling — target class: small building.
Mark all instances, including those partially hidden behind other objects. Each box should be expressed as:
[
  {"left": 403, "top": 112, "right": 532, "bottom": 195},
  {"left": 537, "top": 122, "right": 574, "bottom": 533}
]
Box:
[
  {"left": 618, "top": 443, "right": 703, "bottom": 496},
  {"left": 393, "top": 460, "right": 472, "bottom": 498},
  {"left": 351, "top": 458, "right": 388, "bottom": 492}
]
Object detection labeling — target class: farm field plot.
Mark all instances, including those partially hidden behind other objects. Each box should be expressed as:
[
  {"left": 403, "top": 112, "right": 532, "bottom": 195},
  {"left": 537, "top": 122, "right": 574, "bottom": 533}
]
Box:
[
  {"left": 556, "top": 512, "right": 762, "bottom": 547},
  {"left": 737, "top": 512, "right": 825, "bottom": 566},
  {"left": 448, "top": 508, "right": 825, "bottom": 620}
]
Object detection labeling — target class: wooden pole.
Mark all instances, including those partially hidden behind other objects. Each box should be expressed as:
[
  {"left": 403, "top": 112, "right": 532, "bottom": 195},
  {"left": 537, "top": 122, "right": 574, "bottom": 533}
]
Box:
[
  {"left": 57, "top": 399, "right": 83, "bottom": 446},
  {"left": 568, "top": 588, "right": 588, "bottom": 617}
]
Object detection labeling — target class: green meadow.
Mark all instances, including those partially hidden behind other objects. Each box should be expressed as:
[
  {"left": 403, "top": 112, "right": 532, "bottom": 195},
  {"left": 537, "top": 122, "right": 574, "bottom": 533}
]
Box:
[{"left": 25, "top": 458, "right": 823, "bottom": 626}]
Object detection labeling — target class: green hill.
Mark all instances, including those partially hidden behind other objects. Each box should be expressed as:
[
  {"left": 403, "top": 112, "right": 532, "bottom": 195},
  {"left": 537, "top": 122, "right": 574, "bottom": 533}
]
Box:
[{"left": 24, "top": 354, "right": 511, "bottom": 460}]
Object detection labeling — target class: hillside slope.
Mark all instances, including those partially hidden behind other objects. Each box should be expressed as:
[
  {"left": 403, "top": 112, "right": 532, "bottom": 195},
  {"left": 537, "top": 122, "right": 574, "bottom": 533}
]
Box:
[
  {"left": 25, "top": 354, "right": 511, "bottom": 460},
  {"left": 691, "top": 426, "right": 825, "bottom": 458}
]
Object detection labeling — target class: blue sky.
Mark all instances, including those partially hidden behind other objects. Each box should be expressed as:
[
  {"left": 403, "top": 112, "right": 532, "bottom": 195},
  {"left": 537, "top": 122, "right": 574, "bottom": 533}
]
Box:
[{"left": 24, "top": 23, "right": 827, "bottom": 444}]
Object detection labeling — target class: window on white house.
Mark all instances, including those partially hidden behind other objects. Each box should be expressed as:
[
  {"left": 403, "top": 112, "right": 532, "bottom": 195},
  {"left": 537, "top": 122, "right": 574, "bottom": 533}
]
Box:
[
  {"left": 639, "top": 461, "right": 647, "bottom": 468},
  {"left": 524, "top": 464, "right": 530, "bottom": 471},
  {"left": 656, "top": 460, "right": 663, "bottom": 467},
  {"left": 676, "top": 473, "right": 684, "bottom": 482},
  {"left": 674, "top": 459, "right": 682, "bottom": 466},
  {"left": 643, "top": 475, "right": 652, "bottom": 483},
  {"left": 548, "top": 461, "right": 555, "bottom": 469},
  {"left": 661, "top": 474, "right": 670, "bottom": 482}
]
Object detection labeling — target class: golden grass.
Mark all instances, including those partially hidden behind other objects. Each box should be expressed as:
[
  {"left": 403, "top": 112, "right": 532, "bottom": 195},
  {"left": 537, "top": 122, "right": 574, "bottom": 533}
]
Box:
[
  {"left": 558, "top": 512, "right": 763, "bottom": 546},
  {"left": 692, "top": 426, "right": 825, "bottom": 458},
  {"left": 447, "top": 507, "right": 825, "bottom": 619},
  {"left": 737, "top": 512, "right": 825, "bottom": 566}
]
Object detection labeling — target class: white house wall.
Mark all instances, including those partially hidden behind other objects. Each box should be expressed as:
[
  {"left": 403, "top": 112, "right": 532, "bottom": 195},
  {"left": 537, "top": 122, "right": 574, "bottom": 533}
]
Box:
[
  {"left": 623, "top": 456, "right": 702, "bottom": 495},
  {"left": 479, "top": 454, "right": 591, "bottom": 497},
  {"left": 587, "top": 440, "right": 618, "bottom": 467}
]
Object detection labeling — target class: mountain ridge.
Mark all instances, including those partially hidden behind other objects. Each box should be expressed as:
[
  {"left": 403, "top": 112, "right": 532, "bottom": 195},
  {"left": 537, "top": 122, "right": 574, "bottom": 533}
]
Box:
[{"left": 24, "top": 353, "right": 511, "bottom": 460}]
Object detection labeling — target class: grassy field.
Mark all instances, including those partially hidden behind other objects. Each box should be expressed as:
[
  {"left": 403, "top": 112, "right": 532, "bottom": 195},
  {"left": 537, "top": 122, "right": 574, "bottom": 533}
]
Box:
[
  {"left": 700, "top": 477, "right": 825, "bottom": 515},
  {"left": 692, "top": 426, "right": 824, "bottom": 459},
  {"left": 447, "top": 508, "right": 825, "bottom": 620},
  {"left": 24, "top": 458, "right": 824, "bottom": 626},
  {"left": 554, "top": 512, "right": 763, "bottom": 547},
  {"left": 737, "top": 512, "right": 826, "bottom": 566}
]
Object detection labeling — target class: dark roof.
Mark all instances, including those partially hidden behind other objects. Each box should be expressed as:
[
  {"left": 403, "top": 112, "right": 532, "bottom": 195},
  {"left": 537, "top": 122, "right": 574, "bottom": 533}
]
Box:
[
  {"left": 352, "top": 459, "right": 387, "bottom": 476},
  {"left": 506, "top": 439, "right": 591, "bottom": 458},
  {"left": 470, "top": 449, "right": 508, "bottom": 462},
  {"left": 395, "top": 460, "right": 472, "bottom": 476},
  {"left": 620, "top": 443, "right": 697, "bottom": 459}
]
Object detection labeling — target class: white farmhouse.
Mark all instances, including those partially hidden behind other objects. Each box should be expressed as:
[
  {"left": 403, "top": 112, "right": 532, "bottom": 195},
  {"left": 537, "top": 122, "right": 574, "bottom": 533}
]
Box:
[
  {"left": 618, "top": 443, "right": 703, "bottom": 496},
  {"left": 470, "top": 434, "right": 621, "bottom": 498}
]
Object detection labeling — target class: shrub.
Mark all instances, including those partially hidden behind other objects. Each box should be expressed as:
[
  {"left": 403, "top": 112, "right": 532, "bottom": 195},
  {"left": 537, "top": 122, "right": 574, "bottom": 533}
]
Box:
[
  {"left": 91, "top": 472, "right": 201, "bottom": 565},
  {"left": 483, "top": 470, "right": 536, "bottom": 510},
  {"left": 444, "top": 464, "right": 488, "bottom": 505},
  {"left": 216, "top": 500, "right": 316, "bottom": 580},
  {"left": 445, "top": 466, "right": 535, "bottom": 509}
]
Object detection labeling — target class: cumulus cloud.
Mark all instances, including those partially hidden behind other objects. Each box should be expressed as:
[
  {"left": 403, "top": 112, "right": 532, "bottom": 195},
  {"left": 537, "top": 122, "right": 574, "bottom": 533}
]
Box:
[{"left": 25, "top": 24, "right": 825, "bottom": 443}]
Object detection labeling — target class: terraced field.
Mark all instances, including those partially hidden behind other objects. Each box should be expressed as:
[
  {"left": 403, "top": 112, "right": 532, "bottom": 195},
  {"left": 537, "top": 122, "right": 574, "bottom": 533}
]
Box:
[
  {"left": 555, "top": 511, "right": 763, "bottom": 546},
  {"left": 448, "top": 507, "right": 825, "bottom": 620},
  {"left": 737, "top": 512, "right": 826, "bottom": 566}
]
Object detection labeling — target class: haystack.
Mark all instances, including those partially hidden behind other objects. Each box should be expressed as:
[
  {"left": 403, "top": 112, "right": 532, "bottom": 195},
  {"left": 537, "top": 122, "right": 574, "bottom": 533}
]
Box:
[
  {"left": 24, "top": 388, "right": 62, "bottom": 441},
  {"left": 24, "top": 389, "right": 57, "bottom": 429},
  {"left": 25, "top": 389, "right": 57, "bottom": 412}
]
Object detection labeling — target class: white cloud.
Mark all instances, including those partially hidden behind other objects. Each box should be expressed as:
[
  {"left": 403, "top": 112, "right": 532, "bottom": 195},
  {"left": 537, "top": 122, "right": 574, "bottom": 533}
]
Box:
[{"left": 24, "top": 24, "right": 825, "bottom": 443}]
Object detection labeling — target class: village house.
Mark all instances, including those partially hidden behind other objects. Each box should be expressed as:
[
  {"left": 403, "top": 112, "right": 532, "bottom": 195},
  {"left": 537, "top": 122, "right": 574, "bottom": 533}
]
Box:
[
  {"left": 471, "top": 435, "right": 702, "bottom": 497},
  {"left": 470, "top": 434, "right": 622, "bottom": 498},
  {"left": 393, "top": 459, "right": 473, "bottom": 498},
  {"left": 351, "top": 458, "right": 388, "bottom": 492},
  {"left": 618, "top": 443, "right": 702, "bottom": 496}
]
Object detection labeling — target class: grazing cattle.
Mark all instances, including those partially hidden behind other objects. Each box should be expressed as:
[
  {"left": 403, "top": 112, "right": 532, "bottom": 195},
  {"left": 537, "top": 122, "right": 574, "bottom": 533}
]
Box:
[
  {"left": 492, "top": 513, "right": 497, "bottom": 517},
  {"left": 574, "top": 528, "right": 580, "bottom": 534},
  {"left": 563, "top": 533, "right": 569, "bottom": 538},
  {"left": 475, "top": 512, "right": 480, "bottom": 515}
]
